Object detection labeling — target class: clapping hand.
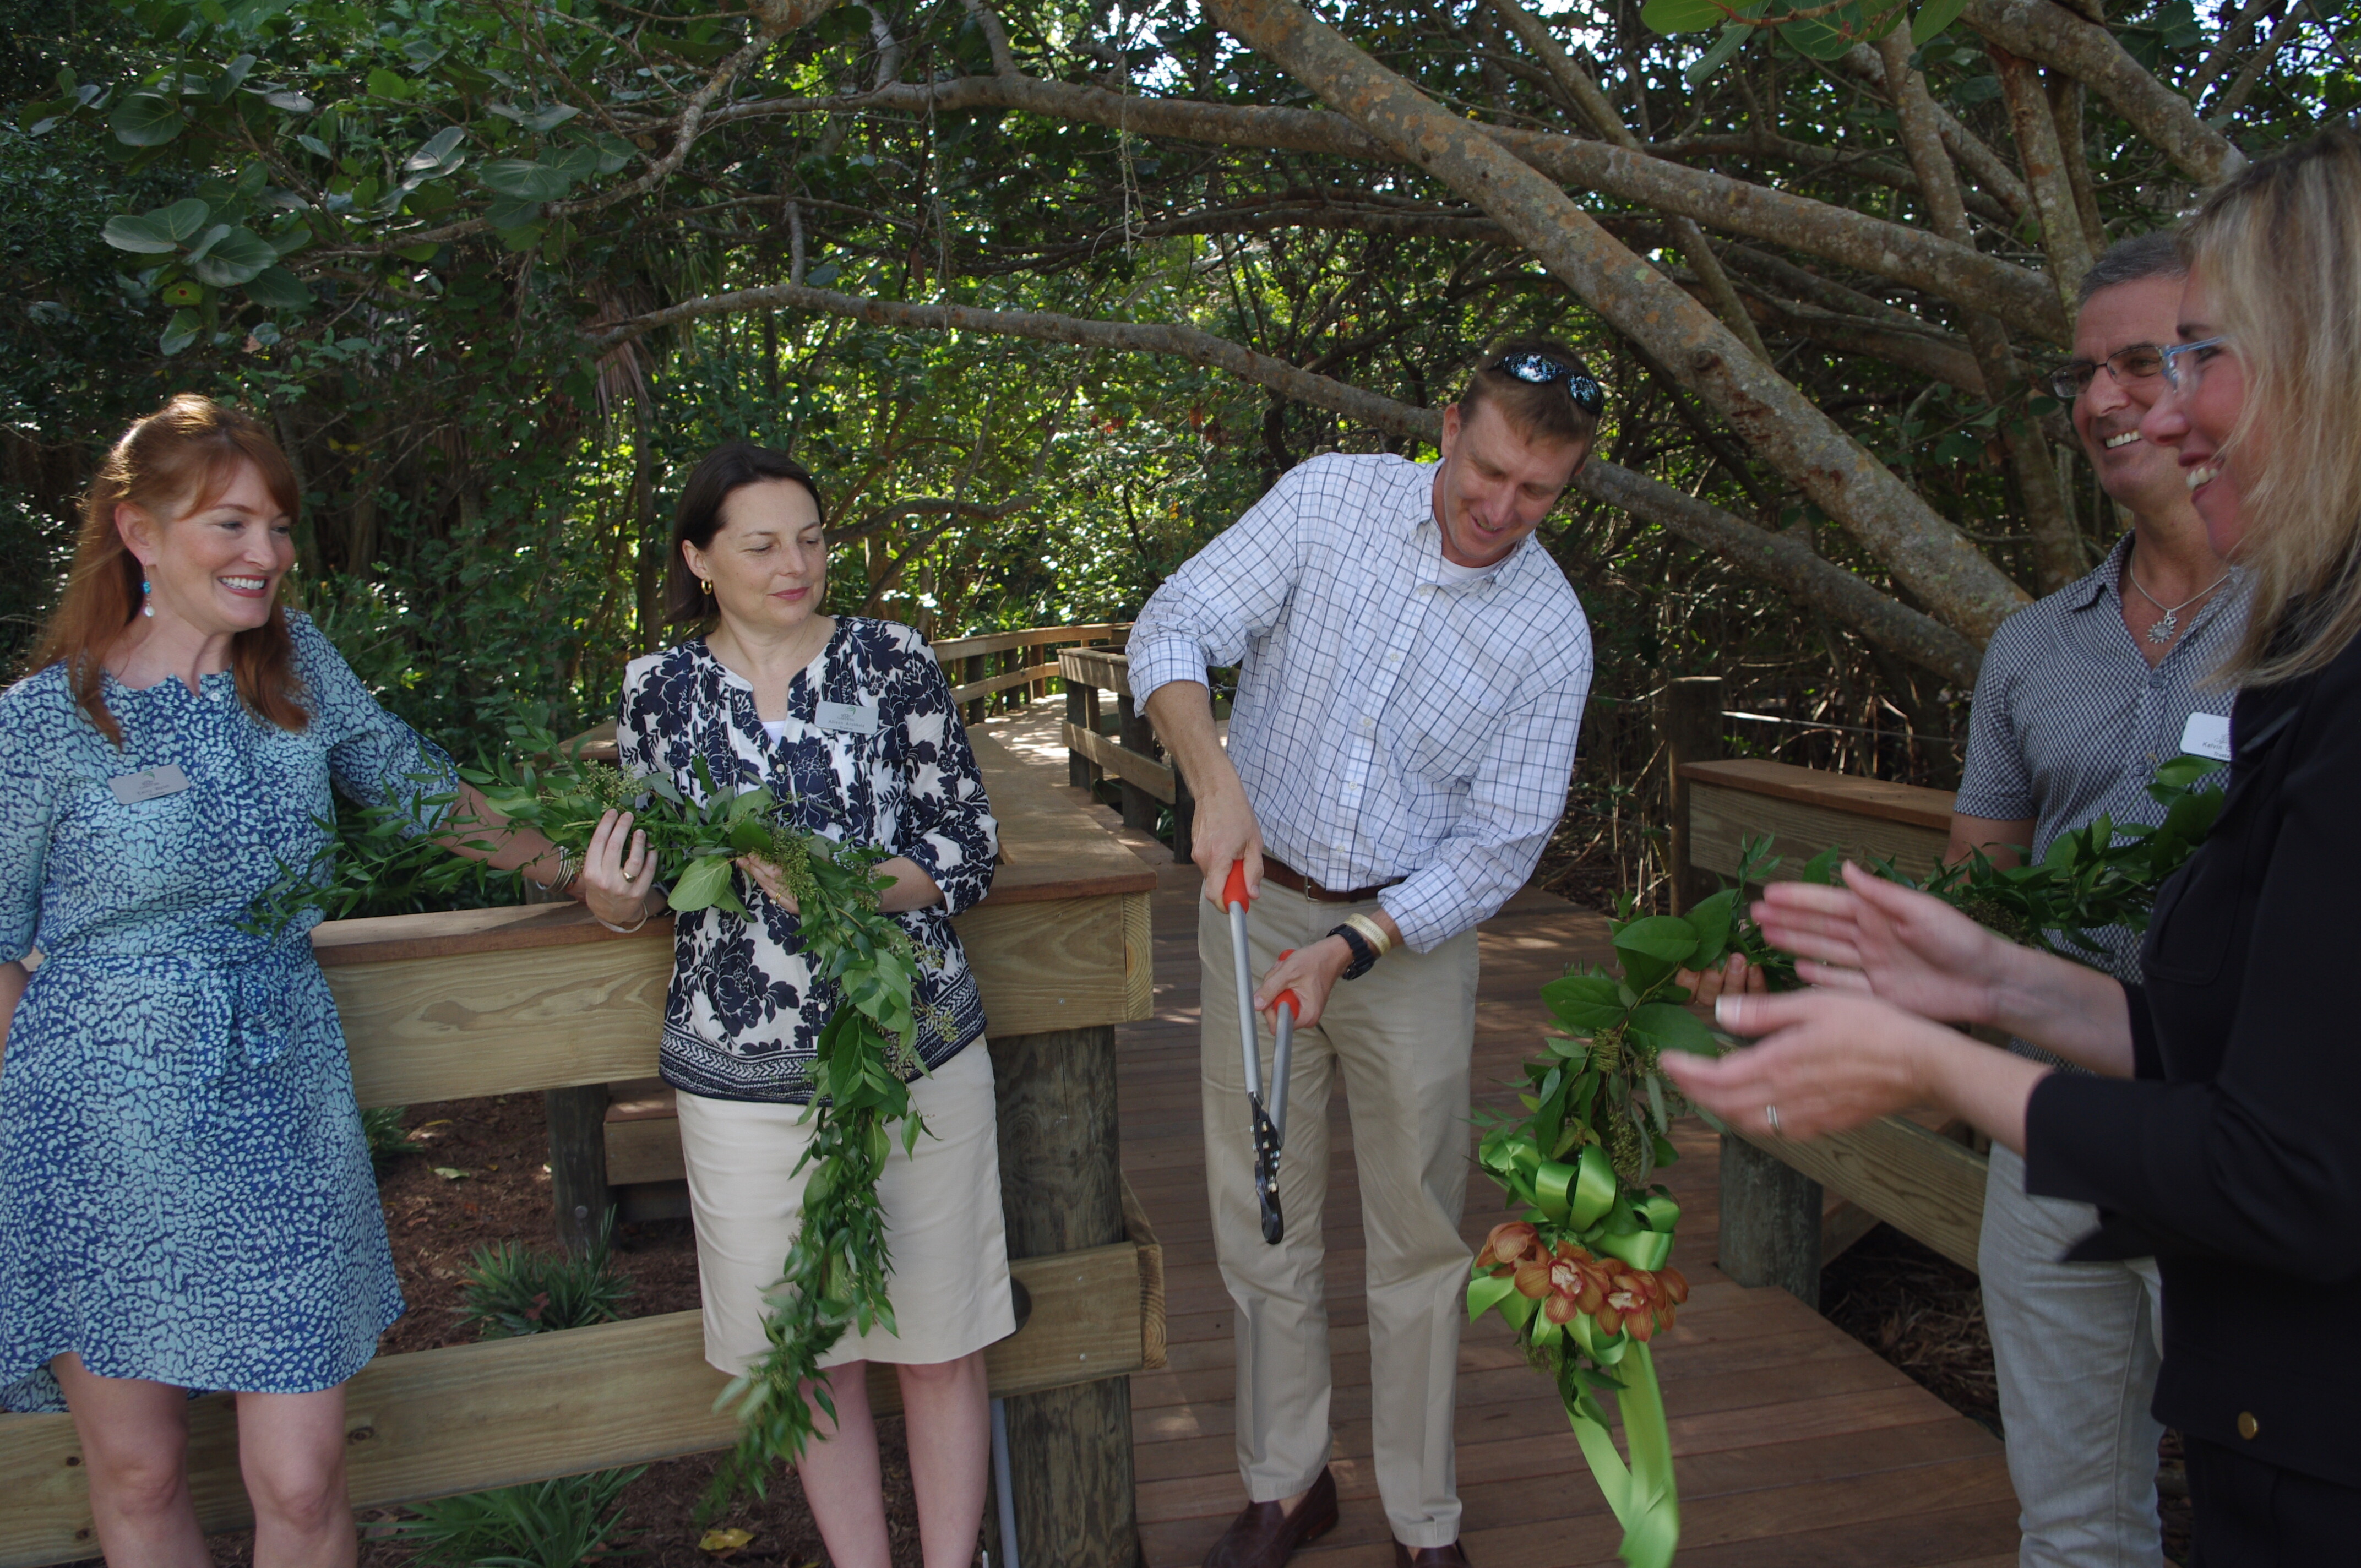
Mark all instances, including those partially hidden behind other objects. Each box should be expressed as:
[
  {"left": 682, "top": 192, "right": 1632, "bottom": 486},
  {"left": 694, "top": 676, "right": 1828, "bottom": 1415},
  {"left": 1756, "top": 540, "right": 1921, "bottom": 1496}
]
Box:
[{"left": 1753, "top": 862, "right": 2005, "bottom": 1026}]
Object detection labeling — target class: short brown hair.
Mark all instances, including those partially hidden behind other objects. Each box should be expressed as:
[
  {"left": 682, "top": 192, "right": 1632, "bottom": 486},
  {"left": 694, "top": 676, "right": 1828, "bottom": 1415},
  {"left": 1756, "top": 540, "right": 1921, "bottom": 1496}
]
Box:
[
  {"left": 1456, "top": 337, "right": 1603, "bottom": 447},
  {"left": 30, "top": 394, "right": 307, "bottom": 745},
  {"left": 663, "top": 441, "right": 828, "bottom": 625}
]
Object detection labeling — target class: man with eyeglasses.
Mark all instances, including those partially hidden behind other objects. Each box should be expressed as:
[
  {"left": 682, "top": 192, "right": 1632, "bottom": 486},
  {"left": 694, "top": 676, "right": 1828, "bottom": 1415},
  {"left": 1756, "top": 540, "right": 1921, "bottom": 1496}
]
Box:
[
  {"left": 1129, "top": 339, "right": 1600, "bottom": 1568},
  {"left": 1950, "top": 231, "right": 2242, "bottom": 1568}
]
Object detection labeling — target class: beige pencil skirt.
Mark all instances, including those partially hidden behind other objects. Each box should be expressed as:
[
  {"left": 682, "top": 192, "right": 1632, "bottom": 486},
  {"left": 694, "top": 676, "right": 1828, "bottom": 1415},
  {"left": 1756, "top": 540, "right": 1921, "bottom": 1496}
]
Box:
[{"left": 674, "top": 1041, "right": 1016, "bottom": 1375}]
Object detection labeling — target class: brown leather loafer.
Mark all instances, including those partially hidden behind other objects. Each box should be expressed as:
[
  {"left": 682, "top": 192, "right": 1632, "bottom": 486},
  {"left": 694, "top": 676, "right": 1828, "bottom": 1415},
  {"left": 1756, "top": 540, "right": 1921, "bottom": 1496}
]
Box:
[
  {"left": 1393, "top": 1542, "right": 1472, "bottom": 1567},
  {"left": 1202, "top": 1468, "right": 1340, "bottom": 1568}
]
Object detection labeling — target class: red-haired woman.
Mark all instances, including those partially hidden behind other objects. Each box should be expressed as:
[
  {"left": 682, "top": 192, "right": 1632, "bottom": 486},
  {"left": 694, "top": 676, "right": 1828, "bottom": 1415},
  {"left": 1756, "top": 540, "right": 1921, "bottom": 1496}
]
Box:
[{"left": 0, "top": 395, "right": 578, "bottom": 1567}]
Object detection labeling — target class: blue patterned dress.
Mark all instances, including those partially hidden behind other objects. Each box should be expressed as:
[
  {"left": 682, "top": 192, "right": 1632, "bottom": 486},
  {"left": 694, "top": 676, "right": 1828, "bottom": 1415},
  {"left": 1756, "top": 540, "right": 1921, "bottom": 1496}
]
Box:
[
  {"left": 616, "top": 618, "right": 997, "bottom": 1103},
  {"left": 0, "top": 613, "right": 455, "bottom": 1412}
]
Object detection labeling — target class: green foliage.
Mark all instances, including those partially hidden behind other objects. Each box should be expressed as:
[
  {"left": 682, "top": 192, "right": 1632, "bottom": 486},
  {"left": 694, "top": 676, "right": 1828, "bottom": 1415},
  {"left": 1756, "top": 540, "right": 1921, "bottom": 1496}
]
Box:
[
  {"left": 394, "top": 1467, "right": 644, "bottom": 1568},
  {"left": 458, "top": 1217, "right": 636, "bottom": 1338},
  {"left": 1726, "top": 754, "right": 2228, "bottom": 979},
  {"left": 362, "top": 1104, "right": 423, "bottom": 1173}
]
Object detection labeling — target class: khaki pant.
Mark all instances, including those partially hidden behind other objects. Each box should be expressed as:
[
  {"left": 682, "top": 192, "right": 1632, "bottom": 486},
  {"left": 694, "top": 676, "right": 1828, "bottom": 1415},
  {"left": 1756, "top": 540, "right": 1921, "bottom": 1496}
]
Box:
[{"left": 1198, "top": 884, "right": 1479, "bottom": 1550}]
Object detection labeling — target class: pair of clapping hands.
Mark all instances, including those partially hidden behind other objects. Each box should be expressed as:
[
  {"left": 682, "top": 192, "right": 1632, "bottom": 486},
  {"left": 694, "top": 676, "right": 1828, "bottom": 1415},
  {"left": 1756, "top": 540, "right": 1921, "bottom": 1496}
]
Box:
[{"left": 1660, "top": 865, "right": 2017, "bottom": 1145}]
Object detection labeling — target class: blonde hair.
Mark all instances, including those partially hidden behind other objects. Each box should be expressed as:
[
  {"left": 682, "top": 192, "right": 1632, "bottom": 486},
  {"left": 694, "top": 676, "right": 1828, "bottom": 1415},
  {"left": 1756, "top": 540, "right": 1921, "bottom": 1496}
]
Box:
[{"left": 2179, "top": 127, "right": 2361, "bottom": 684}]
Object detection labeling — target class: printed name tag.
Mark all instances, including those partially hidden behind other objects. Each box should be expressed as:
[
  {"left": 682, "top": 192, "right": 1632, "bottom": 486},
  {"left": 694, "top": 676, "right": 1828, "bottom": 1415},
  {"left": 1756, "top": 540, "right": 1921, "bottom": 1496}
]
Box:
[
  {"left": 108, "top": 764, "right": 191, "bottom": 804},
  {"left": 814, "top": 700, "right": 879, "bottom": 737},
  {"left": 2179, "top": 711, "right": 2232, "bottom": 763}
]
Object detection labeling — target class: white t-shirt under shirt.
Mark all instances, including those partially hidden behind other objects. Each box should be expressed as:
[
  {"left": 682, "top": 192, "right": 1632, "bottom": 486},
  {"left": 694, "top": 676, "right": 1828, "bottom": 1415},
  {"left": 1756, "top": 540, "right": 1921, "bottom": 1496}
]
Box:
[{"left": 1432, "top": 554, "right": 1503, "bottom": 586}]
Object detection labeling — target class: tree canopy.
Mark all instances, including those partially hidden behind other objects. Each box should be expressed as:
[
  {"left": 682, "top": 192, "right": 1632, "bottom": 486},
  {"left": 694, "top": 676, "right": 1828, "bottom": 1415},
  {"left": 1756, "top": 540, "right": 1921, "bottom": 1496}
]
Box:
[{"left": 4, "top": 0, "right": 2352, "bottom": 817}]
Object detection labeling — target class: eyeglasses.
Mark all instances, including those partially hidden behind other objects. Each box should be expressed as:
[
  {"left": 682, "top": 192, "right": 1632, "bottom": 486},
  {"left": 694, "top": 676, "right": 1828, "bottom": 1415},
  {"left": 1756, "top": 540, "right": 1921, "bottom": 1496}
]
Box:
[
  {"left": 2049, "top": 344, "right": 2164, "bottom": 401},
  {"left": 2158, "top": 336, "right": 2228, "bottom": 393},
  {"left": 1494, "top": 352, "right": 1607, "bottom": 418}
]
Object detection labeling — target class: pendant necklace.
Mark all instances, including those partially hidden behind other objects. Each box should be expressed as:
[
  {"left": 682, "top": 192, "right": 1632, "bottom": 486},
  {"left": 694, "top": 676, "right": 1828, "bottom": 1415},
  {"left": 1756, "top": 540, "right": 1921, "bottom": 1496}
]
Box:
[{"left": 2126, "top": 561, "right": 2231, "bottom": 646}]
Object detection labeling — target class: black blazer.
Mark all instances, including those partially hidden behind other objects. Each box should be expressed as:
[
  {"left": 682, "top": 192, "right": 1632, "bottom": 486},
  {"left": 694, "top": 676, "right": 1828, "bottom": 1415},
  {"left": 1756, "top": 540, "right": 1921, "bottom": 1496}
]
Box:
[{"left": 2026, "top": 624, "right": 2361, "bottom": 1489}]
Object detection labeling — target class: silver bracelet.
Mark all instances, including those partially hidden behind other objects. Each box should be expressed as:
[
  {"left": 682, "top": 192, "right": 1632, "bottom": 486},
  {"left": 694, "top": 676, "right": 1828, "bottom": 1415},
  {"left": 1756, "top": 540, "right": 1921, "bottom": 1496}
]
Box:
[
  {"left": 532, "top": 843, "right": 574, "bottom": 894},
  {"left": 596, "top": 907, "right": 651, "bottom": 935}
]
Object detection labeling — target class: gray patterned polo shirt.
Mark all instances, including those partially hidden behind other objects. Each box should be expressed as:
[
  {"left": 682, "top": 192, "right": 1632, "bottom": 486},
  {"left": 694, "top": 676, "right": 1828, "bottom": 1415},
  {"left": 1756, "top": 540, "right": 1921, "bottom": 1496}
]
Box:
[{"left": 1955, "top": 532, "right": 2246, "bottom": 1042}]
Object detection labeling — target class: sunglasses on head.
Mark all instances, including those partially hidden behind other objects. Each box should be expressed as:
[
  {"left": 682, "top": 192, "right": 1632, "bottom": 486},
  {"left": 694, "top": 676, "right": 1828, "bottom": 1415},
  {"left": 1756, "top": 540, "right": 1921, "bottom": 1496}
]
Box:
[{"left": 1493, "top": 352, "right": 1606, "bottom": 418}]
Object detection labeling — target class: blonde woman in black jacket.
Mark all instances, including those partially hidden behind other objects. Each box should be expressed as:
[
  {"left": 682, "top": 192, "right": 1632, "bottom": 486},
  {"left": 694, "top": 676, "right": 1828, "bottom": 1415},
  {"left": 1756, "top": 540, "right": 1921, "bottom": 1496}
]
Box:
[{"left": 1666, "top": 126, "right": 2361, "bottom": 1565}]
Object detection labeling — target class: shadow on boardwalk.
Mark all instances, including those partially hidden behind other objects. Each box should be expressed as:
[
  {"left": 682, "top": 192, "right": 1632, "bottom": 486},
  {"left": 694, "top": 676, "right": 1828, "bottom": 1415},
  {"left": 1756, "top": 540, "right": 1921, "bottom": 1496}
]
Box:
[{"left": 978, "top": 709, "right": 2017, "bottom": 1568}]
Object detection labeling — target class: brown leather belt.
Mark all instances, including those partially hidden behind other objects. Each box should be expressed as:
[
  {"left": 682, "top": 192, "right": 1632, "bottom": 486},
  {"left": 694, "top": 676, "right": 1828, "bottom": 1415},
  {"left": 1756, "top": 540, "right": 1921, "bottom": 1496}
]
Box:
[{"left": 1259, "top": 856, "right": 1403, "bottom": 905}]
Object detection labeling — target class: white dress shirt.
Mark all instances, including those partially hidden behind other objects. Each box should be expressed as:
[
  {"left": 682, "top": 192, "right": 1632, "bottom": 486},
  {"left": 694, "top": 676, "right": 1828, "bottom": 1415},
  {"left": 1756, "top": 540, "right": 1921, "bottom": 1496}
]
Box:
[{"left": 1128, "top": 452, "right": 1593, "bottom": 951}]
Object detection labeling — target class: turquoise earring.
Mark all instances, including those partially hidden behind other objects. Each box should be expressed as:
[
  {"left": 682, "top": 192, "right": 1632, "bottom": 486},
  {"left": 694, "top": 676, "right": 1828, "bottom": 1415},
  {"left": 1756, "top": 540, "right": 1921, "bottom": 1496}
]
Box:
[{"left": 140, "top": 577, "right": 155, "bottom": 618}]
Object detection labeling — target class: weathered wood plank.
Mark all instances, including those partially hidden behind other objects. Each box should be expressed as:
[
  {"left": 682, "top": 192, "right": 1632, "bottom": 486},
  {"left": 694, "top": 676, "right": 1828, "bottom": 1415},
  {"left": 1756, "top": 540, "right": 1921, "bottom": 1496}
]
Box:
[
  {"left": 0, "top": 1245, "right": 1145, "bottom": 1568},
  {"left": 931, "top": 624, "right": 1128, "bottom": 663},
  {"left": 1064, "top": 721, "right": 1176, "bottom": 803},
  {"left": 948, "top": 660, "right": 1062, "bottom": 704},
  {"left": 1688, "top": 779, "right": 1951, "bottom": 883},
  {"left": 329, "top": 890, "right": 1150, "bottom": 1110},
  {"left": 1058, "top": 647, "right": 1131, "bottom": 695},
  {"left": 1734, "top": 1115, "right": 1986, "bottom": 1273},
  {"left": 1680, "top": 758, "right": 1956, "bottom": 832}
]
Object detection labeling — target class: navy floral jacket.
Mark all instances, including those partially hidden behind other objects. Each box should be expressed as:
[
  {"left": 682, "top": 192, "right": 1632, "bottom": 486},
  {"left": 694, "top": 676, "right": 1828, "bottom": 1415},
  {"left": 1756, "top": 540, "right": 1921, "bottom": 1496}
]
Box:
[{"left": 616, "top": 618, "right": 997, "bottom": 1103}]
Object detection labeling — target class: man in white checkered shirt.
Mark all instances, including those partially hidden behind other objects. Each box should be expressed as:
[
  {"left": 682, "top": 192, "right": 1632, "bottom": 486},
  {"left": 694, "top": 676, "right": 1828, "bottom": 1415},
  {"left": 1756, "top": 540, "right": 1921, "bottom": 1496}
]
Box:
[{"left": 1129, "top": 341, "right": 1600, "bottom": 1568}]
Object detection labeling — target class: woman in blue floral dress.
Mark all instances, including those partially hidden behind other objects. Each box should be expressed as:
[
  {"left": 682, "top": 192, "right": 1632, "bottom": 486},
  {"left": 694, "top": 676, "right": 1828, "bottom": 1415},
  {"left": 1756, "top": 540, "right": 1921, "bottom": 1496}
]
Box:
[
  {"left": 577, "top": 442, "right": 1007, "bottom": 1568},
  {"left": 0, "top": 397, "right": 584, "bottom": 1566}
]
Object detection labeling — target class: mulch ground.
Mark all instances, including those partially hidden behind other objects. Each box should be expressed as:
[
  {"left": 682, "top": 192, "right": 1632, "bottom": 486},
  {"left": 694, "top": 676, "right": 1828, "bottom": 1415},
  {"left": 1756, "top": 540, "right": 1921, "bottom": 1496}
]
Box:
[{"left": 195, "top": 1095, "right": 939, "bottom": 1568}]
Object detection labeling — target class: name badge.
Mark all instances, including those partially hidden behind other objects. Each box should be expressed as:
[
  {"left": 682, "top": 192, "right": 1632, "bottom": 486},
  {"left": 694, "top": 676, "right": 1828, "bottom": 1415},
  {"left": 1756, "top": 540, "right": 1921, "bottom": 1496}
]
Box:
[
  {"left": 2179, "top": 711, "right": 2232, "bottom": 763},
  {"left": 108, "top": 764, "right": 191, "bottom": 804},
  {"left": 814, "top": 700, "right": 879, "bottom": 737}
]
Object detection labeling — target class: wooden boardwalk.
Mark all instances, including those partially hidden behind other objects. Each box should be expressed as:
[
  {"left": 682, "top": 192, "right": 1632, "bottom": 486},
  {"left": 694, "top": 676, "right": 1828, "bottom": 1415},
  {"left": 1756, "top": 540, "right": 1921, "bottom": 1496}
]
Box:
[{"left": 982, "top": 709, "right": 2019, "bottom": 1568}]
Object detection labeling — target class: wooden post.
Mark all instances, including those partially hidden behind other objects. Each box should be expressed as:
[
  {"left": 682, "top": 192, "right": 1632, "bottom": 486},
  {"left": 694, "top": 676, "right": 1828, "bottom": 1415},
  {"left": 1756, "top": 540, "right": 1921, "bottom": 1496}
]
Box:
[
  {"left": 1084, "top": 684, "right": 1106, "bottom": 791},
  {"left": 546, "top": 1086, "right": 611, "bottom": 1253},
  {"left": 1658, "top": 675, "right": 1726, "bottom": 914},
  {"left": 521, "top": 875, "right": 612, "bottom": 1251},
  {"left": 964, "top": 654, "right": 987, "bottom": 727},
  {"left": 1065, "top": 669, "right": 1092, "bottom": 790},
  {"left": 989, "top": 1026, "right": 1139, "bottom": 1568},
  {"left": 1116, "top": 692, "right": 1161, "bottom": 835},
  {"left": 1719, "top": 1133, "right": 1823, "bottom": 1309},
  {"left": 1171, "top": 761, "right": 1194, "bottom": 867}
]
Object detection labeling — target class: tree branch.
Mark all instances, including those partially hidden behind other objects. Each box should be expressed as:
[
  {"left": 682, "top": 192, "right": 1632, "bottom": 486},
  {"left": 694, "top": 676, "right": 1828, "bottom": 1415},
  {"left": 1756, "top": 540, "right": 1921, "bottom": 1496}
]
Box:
[
  {"left": 705, "top": 73, "right": 2069, "bottom": 341},
  {"left": 584, "top": 282, "right": 1981, "bottom": 679},
  {"left": 1960, "top": 0, "right": 2243, "bottom": 184},
  {"left": 1204, "top": 0, "right": 2030, "bottom": 639}
]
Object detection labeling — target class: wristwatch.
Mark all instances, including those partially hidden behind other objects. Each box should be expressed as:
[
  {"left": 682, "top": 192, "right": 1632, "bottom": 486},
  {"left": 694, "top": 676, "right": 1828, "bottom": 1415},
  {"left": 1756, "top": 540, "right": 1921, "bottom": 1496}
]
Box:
[{"left": 1328, "top": 923, "right": 1378, "bottom": 981}]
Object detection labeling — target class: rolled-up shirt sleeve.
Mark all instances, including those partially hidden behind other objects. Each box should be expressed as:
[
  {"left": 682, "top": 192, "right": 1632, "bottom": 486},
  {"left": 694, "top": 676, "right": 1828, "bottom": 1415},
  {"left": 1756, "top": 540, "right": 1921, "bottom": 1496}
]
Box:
[
  {"left": 1127, "top": 464, "right": 1312, "bottom": 706},
  {"left": 1381, "top": 658, "right": 1591, "bottom": 951}
]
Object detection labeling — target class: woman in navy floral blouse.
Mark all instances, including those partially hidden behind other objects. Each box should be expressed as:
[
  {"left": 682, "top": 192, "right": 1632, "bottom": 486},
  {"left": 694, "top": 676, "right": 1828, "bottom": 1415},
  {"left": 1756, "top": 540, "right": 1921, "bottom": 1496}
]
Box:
[{"left": 577, "top": 442, "right": 1009, "bottom": 1568}]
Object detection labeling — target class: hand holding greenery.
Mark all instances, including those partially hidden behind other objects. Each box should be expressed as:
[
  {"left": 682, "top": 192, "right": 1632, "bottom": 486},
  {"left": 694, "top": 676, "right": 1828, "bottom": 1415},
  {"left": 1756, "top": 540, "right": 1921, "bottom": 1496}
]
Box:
[{"left": 465, "top": 719, "right": 940, "bottom": 1506}]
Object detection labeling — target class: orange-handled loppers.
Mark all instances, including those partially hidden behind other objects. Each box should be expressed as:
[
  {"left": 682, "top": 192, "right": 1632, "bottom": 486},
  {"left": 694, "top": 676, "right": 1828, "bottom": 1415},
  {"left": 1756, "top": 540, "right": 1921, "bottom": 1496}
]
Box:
[{"left": 1224, "top": 861, "right": 1300, "bottom": 1245}]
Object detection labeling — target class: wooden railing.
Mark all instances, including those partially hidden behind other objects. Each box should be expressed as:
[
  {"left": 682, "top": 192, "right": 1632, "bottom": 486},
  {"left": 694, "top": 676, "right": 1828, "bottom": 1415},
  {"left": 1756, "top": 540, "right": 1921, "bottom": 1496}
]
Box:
[
  {"left": 1660, "top": 676, "right": 1988, "bottom": 1308},
  {"left": 0, "top": 734, "right": 1162, "bottom": 1568},
  {"left": 932, "top": 623, "right": 1130, "bottom": 723},
  {"left": 1056, "top": 646, "right": 1194, "bottom": 851}
]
